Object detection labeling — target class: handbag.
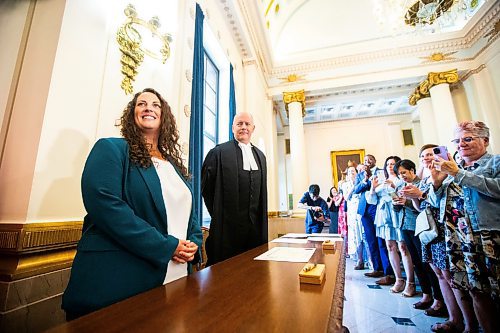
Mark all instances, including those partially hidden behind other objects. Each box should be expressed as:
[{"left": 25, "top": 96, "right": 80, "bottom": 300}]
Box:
[{"left": 415, "top": 207, "right": 438, "bottom": 245}]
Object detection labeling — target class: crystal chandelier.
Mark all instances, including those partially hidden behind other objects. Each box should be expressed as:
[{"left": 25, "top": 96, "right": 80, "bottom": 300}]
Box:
[{"left": 372, "top": 0, "right": 486, "bottom": 34}]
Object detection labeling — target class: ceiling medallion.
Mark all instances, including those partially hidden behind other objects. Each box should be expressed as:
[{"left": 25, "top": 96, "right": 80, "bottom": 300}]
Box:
[
  {"left": 278, "top": 73, "right": 305, "bottom": 83},
  {"left": 419, "top": 51, "right": 457, "bottom": 63}
]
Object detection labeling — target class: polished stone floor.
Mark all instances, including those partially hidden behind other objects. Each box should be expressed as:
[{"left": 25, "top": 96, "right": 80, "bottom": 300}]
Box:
[{"left": 342, "top": 259, "right": 443, "bottom": 333}]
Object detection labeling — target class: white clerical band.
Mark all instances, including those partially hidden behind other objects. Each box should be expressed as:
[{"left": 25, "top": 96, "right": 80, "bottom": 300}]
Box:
[{"left": 238, "top": 142, "right": 259, "bottom": 171}]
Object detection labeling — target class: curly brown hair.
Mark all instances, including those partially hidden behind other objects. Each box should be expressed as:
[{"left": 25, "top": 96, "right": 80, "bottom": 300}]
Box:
[{"left": 119, "top": 88, "right": 189, "bottom": 178}]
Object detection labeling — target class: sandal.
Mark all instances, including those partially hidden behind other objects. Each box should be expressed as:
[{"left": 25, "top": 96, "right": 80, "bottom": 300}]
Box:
[
  {"left": 413, "top": 299, "right": 433, "bottom": 309},
  {"left": 430, "top": 320, "right": 462, "bottom": 332},
  {"left": 401, "top": 281, "right": 417, "bottom": 297},
  {"left": 425, "top": 306, "right": 449, "bottom": 318},
  {"left": 390, "top": 278, "right": 405, "bottom": 293}
]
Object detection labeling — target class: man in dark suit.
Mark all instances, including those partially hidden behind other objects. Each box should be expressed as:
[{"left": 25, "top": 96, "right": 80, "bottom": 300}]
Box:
[
  {"left": 353, "top": 154, "right": 394, "bottom": 285},
  {"left": 202, "top": 112, "right": 268, "bottom": 266}
]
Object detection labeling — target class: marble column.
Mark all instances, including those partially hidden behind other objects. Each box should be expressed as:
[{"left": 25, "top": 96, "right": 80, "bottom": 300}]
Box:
[
  {"left": 387, "top": 121, "right": 404, "bottom": 157},
  {"left": 428, "top": 69, "right": 459, "bottom": 152},
  {"left": 450, "top": 82, "right": 472, "bottom": 123},
  {"left": 283, "top": 90, "right": 308, "bottom": 217},
  {"left": 416, "top": 97, "right": 438, "bottom": 144}
]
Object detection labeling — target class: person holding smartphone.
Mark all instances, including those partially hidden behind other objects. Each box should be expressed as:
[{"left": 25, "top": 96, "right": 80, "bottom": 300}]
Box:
[
  {"left": 429, "top": 121, "right": 499, "bottom": 333},
  {"left": 401, "top": 144, "right": 477, "bottom": 333},
  {"left": 354, "top": 154, "right": 394, "bottom": 283},
  {"left": 366, "top": 156, "right": 414, "bottom": 293}
]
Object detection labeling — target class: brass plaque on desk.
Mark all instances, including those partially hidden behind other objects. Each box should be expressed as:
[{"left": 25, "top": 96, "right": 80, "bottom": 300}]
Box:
[
  {"left": 322, "top": 240, "right": 335, "bottom": 251},
  {"left": 299, "top": 264, "right": 326, "bottom": 285}
]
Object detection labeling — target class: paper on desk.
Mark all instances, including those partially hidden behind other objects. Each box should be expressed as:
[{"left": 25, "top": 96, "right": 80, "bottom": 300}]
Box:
[
  {"left": 280, "top": 233, "right": 309, "bottom": 238},
  {"left": 271, "top": 237, "right": 308, "bottom": 244},
  {"left": 307, "top": 236, "right": 343, "bottom": 242},
  {"left": 254, "top": 247, "right": 316, "bottom": 262},
  {"left": 281, "top": 233, "right": 342, "bottom": 238},
  {"left": 309, "top": 233, "right": 342, "bottom": 237}
]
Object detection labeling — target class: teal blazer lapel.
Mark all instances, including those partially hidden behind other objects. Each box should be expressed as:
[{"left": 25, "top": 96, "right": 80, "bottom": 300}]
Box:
[{"left": 137, "top": 165, "right": 167, "bottom": 221}]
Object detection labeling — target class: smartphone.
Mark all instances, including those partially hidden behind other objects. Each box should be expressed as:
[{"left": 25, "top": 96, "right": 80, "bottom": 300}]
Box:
[
  {"left": 389, "top": 191, "right": 399, "bottom": 200},
  {"left": 376, "top": 169, "right": 386, "bottom": 182},
  {"left": 433, "top": 146, "right": 449, "bottom": 161}
]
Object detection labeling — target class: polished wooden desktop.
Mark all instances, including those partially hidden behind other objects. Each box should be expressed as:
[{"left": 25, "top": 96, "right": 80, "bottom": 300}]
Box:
[{"left": 49, "top": 240, "right": 346, "bottom": 333}]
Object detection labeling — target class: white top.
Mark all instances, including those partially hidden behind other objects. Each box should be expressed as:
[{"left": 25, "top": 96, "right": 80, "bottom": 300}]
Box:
[
  {"left": 152, "top": 158, "right": 192, "bottom": 285},
  {"left": 237, "top": 141, "right": 259, "bottom": 170}
]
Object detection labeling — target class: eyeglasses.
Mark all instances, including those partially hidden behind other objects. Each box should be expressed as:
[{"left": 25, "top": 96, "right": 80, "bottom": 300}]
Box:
[{"left": 451, "top": 136, "right": 481, "bottom": 145}]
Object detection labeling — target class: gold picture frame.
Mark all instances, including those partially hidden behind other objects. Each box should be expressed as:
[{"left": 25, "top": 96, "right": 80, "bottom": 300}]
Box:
[{"left": 330, "top": 149, "right": 365, "bottom": 188}]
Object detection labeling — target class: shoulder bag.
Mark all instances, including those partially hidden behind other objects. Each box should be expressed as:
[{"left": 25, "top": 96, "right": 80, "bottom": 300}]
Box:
[{"left": 414, "top": 206, "right": 438, "bottom": 245}]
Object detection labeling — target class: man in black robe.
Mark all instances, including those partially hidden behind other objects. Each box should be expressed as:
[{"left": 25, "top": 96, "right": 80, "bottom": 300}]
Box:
[{"left": 201, "top": 112, "right": 268, "bottom": 266}]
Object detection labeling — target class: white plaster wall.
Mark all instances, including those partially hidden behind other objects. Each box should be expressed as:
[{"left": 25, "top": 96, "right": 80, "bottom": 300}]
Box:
[
  {"left": 0, "top": 1, "right": 30, "bottom": 142},
  {"left": 25, "top": 0, "right": 252, "bottom": 222},
  {"left": 27, "top": 0, "right": 185, "bottom": 221},
  {"left": 292, "top": 114, "right": 418, "bottom": 200},
  {"left": 243, "top": 63, "right": 278, "bottom": 207}
]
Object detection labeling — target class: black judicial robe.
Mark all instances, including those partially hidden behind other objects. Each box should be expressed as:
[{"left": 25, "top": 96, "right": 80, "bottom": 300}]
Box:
[{"left": 201, "top": 140, "right": 268, "bottom": 266}]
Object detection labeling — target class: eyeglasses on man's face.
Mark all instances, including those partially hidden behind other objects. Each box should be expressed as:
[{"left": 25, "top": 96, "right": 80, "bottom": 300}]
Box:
[{"left": 451, "top": 136, "right": 482, "bottom": 145}]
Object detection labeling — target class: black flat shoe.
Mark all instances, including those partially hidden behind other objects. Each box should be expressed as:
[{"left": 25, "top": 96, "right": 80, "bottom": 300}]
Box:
[{"left": 413, "top": 300, "right": 433, "bottom": 310}]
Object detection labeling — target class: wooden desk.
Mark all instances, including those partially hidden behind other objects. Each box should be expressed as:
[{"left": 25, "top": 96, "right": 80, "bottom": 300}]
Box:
[{"left": 48, "top": 240, "right": 346, "bottom": 333}]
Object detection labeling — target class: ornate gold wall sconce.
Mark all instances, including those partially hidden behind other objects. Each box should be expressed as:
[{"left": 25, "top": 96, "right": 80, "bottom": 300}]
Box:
[{"left": 116, "top": 4, "right": 173, "bottom": 94}]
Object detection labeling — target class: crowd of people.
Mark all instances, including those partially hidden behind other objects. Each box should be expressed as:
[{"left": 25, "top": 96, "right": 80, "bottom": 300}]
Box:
[
  {"left": 60, "top": 87, "right": 497, "bottom": 332},
  {"left": 306, "top": 120, "right": 498, "bottom": 333}
]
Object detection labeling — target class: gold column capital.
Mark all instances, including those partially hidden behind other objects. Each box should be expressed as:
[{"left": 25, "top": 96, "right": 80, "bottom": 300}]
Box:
[
  {"left": 428, "top": 69, "right": 459, "bottom": 86},
  {"left": 408, "top": 79, "right": 431, "bottom": 106},
  {"left": 409, "top": 69, "right": 459, "bottom": 105},
  {"left": 283, "top": 90, "right": 306, "bottom": 118}
]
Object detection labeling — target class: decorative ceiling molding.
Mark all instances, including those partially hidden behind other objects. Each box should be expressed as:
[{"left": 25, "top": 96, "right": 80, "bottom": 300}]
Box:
[
  {"left": 210, "top": 0, "right": 253, "bottom": 60},
  {"left": 262, "top": 2, "right": 499, "bottom": 77},
  {"left": 459, "top": 63, "right": 487, "bottom": 82},
  {"left": 269, "top": 8, "right": 498, "bottom": 78},
  {"left": 237, "top": 0, "right": 274, "bottom": 75}
]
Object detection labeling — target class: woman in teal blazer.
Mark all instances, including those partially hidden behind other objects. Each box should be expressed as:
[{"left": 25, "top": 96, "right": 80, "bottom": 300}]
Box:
[{"left": 62, "top": 88, "right": 202, "bottom": 319}]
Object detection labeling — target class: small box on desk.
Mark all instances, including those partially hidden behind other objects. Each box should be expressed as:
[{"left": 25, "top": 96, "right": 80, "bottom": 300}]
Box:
[
  {"left": 322, "top": 240, "right": 335, "bottom": 251},
  {"left": 299, "top": 264, "right": 326, "bottom": 285}
]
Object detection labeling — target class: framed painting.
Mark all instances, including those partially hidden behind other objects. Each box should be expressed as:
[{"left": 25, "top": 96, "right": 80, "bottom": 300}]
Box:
[{"left": 330, "top": 149, "right": 365, "bottom": 188}]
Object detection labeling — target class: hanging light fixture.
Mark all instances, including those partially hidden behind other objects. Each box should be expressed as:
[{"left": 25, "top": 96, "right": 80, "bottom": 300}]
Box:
[{"left": 372, "top": 0, "right": 486, "bottom": 34}]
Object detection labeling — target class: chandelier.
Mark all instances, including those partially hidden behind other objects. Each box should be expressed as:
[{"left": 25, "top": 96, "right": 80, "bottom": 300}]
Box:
[{"left": 372, "top": 0, "right": 486, "bottom": 34}]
